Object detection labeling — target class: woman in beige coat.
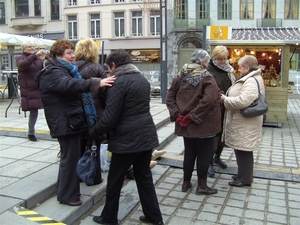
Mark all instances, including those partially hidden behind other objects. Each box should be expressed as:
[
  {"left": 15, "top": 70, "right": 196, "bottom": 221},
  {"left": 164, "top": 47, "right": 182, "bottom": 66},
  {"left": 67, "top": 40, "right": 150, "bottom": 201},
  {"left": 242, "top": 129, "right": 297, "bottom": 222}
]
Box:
[{"left": 220, "top": 55, "right": 265, "bottom": 187}]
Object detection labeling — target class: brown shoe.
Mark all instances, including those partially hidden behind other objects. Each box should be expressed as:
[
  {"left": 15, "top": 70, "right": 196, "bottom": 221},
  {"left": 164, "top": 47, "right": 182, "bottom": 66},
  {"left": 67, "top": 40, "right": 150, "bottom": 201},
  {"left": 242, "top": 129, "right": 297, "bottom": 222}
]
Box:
[
  {"left": 181, "top": 181, "right": 192, "bottom": 192},
  {"left": 195, "top": 177, "right": 217, "bottom": 195},
  {"left": 59, "top": 200, "right": 82, "bottom": 206}
]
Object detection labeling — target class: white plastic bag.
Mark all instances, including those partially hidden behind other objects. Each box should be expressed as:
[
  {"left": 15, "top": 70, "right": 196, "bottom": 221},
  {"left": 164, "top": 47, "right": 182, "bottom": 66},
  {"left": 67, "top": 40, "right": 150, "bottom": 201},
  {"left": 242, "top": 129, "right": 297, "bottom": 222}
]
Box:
[{"left": 100, "top": 141, "right": 111, "bottom": 172}]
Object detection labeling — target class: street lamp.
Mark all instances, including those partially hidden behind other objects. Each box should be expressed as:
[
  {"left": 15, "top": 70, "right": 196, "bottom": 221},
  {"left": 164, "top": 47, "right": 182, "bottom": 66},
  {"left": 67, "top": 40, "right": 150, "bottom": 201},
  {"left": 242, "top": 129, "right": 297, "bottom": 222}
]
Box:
[{"left": 159, "top": 0, "right": 168, "bottom": 104}]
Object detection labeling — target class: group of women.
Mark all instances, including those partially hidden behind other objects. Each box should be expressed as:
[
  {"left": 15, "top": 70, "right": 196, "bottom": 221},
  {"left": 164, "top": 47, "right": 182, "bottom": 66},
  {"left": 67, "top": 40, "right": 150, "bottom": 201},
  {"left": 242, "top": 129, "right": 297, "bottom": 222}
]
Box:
[{"left": 166, "top": 46, "right": 265, "bottom": 194}]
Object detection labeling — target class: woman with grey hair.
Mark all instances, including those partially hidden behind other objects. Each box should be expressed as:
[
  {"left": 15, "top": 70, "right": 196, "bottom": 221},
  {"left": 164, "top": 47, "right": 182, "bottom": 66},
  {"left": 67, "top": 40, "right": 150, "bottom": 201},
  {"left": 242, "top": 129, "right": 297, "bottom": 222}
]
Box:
[
  {"left": 166, "top": 49, "right": 221, "bottom": 195},
  {"left": 16, "top": 41, "right": 46, "bottom": 141}
]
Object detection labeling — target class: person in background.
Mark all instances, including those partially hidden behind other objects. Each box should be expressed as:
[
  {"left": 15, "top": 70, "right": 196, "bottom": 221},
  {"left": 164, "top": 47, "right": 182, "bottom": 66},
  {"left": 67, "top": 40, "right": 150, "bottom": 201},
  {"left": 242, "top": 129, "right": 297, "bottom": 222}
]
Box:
[
  {"left": 220, "top": 55, "right": 264, "bottom": 187},
  {"left": 36, "top": 39, "right": 115, "bottom": 206},
  {"left": 207, "top": 45, "right": 235, "bottom": 177},
  {"left": 16, "top": 41, "right": 45, "bottom": 142},
  {"left": 90, "top": 49, "right": 164, "bottom": 225},
  {"left": 166, "top": 49, "right": 221, "bottom": 195}
]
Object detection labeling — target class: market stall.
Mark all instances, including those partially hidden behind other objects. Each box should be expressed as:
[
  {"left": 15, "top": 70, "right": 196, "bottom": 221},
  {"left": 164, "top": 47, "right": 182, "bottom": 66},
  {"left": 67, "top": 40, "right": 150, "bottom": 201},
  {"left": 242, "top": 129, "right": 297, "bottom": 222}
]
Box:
[{"left": 210, "top": 39, "right": 300, "bottom": 126}]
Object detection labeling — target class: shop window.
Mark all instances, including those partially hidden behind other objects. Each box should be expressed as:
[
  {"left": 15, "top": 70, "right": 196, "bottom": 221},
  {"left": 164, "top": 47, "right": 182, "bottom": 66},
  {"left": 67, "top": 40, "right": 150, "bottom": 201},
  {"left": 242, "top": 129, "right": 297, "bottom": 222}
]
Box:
[
  {"left": 91, "top": 14, "right": 101, "bottom": 39},
  {"left": 15, "top": 0, "right": 29, "bottom": 17},
  {"left": 290, "top": 53, "right": 298, "bottom": 70},
  {"left": 0, "top": 2, "right": 5, "bottom": 24},
  {"left": 51, "top": 0, "right": 60, "bottom": 20},
  {"left": 114, "top": 12, "right": 125, "bottom": 37},
  {"left": 68, "top": 15, "right": 78, "bottom": 40},
  {"left": 175, "top": 0, "right": 187, "bottom": 19},
  {"left": 284, "top": 0, "right": 298, "bottom": 19},
  {"left": 262, "top": 0, "right": 276, "bottom": 19},
  {"left": 240, "top": 0, "right": 254, "bottom": 19},
  {"left": 150, "top": 11, "right": 160, "bottom": 36},
  {"left": 132, "top": 11, "right": 143, "bottom": 37},
  {"left": 297, "top": 54, "right": 300, "bottom": 71},
  {"left": 34, "top": 0, "right": 41, "bottom": 16},
  {"left": 218, "top": 0, "right": 232, "bottom": 20},
  {"left": 197, "top": 0, "right": 210, "bottom": 19}
]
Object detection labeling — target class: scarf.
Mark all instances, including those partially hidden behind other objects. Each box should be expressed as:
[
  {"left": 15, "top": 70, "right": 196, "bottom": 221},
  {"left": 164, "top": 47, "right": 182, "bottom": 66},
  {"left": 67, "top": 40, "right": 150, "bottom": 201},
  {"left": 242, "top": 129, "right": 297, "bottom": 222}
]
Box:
[
  {"left": 180, "top": 63, "right": 212, "bottom": 86},
  {"left": 57, "top": 58, "right": 97, "bottom": 127},
  {"left": 212, "top": 59, "right": 236, "bottom": 85}
]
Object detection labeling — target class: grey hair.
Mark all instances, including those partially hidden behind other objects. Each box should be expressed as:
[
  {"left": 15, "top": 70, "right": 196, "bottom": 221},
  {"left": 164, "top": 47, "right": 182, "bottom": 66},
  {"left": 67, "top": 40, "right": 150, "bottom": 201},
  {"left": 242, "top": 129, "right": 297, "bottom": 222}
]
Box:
[
  {"left": 190, "top": 49, "right": 210, "bottom": 64},
  {"left": 21, "top": 41, "right": 34, "bottom": 52}
]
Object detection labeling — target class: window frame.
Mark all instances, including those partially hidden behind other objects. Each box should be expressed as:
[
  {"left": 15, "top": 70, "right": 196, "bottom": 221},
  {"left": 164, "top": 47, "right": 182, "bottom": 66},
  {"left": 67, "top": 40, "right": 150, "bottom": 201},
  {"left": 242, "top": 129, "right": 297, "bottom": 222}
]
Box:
[
  {"left": 0, "top": 2, "right": 5, "bottom": 24},
  {"left": 90, "top": 13, "right": 101, "bottom": 39},
  {"left": 114, "top": 12, "right": 125, "bottom": 37},
  {"left": 175, "top": 0, "right": 187, "bottom": 19},
  {"left": 284, "top": 0, "right": 299, "bottom": 19},
  {"left": 15, "top": 0, "right": 29, "bottom": 17},
  {"left": 262, "top": 0, "right": 276, "bottom": 19},
  {"left": 240, "top": 0, "right": 254, "bottom": 20},
  {"left": 132, "top": 11, "right": 143, "bottom": 37},
  {"left": 150, "top": 11, "right": 160, "bottom": 36},
  {"left": 68, "top": 15, "right": 78, "bottom": 40},
  {"left": 197, "top": 0, "right": 210, "bottom": 19},
  {"left": 218, "top": 0, "right": 232, "bottom": 20}
]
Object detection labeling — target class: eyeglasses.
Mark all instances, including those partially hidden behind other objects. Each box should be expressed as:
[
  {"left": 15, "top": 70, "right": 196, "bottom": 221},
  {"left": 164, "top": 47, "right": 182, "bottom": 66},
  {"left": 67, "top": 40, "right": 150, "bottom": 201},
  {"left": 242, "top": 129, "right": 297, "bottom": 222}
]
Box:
[{"left": 26, "top": 46, "right": 35, "bottom": 48}]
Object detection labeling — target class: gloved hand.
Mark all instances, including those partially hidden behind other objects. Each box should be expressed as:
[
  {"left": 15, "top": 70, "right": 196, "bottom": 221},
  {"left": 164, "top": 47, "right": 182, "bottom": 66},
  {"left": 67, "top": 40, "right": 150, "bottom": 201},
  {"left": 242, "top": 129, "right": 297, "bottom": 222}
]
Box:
[
  {"left": 176, "top": 114, "right": 184, "bottom": 124},
  {"left": 179, "top": 114, "right": 192, "bottom": 127}
]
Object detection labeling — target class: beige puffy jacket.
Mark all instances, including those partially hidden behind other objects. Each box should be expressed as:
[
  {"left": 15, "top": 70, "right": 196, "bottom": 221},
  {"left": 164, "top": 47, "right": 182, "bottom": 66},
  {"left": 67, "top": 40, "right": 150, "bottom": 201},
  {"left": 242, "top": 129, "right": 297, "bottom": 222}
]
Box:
[{"left": 222, "top": 69, "right": 265, "bottom": 151}]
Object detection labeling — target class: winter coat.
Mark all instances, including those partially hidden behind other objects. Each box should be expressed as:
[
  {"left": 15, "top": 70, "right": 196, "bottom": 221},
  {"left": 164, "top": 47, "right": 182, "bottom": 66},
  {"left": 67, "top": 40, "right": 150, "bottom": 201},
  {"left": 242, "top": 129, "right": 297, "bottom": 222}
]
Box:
[
  {"left": 35, "top": 58, "right": 101, "bottom": 138},
  {"left": 16, "top": 52, "right": 43, "bottom": 111},
  {"left": 93, "top": 63, "right": 159, "bottom": 154},
  {"left": 166, "top": 63, "right": 221, "bottom": 138},
  {"left": 75, "top": 60, "right": 107, "bottom": 121},
  {"left": 222, "top": 69, "right": 265, "bottom": 151}
]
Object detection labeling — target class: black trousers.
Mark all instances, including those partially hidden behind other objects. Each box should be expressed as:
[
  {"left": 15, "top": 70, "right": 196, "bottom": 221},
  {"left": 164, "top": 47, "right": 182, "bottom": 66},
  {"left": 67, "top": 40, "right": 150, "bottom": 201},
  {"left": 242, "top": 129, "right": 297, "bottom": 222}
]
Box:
[
  {"left": 234, "top": 149, "right": 253, "bottom": 184},
  {"left": 100, "top": 150, "right": 163, "bottom": 224},
  {"left": 183, "top": 137, "right": 214, "bottom": 181},
  {"left": 56, "top": 133, "right": 85, "bottom": 203}
]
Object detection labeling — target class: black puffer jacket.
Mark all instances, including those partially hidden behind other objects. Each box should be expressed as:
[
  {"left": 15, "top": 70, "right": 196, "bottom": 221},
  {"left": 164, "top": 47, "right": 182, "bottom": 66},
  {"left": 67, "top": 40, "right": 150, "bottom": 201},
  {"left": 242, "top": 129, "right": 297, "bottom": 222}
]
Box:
[
  {"left": 93, "top": 63, "right": 159, "bottom": 153},
  {"left": 36, "top": 58, "right": 101, "bottom": 138}
]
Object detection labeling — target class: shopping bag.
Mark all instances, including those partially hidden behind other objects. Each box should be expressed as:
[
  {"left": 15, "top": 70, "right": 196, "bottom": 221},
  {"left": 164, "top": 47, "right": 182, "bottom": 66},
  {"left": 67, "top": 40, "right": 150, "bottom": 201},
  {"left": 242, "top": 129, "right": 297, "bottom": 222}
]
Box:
[{"left": 100, "top": 140, "right": 111, "bottom": 172}]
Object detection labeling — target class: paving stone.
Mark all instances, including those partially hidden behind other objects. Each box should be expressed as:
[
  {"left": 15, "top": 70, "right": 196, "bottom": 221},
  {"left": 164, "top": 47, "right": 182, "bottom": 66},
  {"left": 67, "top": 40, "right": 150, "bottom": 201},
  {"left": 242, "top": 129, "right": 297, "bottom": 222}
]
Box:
[{"left": 244, "top": 209, "right": 265, "bottom": 220}]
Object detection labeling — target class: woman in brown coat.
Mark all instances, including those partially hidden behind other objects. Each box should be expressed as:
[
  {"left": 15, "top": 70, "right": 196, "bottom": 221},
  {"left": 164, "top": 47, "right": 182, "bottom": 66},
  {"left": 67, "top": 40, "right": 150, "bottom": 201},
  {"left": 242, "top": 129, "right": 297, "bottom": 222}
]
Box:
[
  {"left": 221, "top": 55, "right": 265, "bottom": 187},
  {"left": 16, "top": 41, "right": 45, "bottom": 142},
  {"left": 166, "top": 49, "right": 221, "bottom": 195}
]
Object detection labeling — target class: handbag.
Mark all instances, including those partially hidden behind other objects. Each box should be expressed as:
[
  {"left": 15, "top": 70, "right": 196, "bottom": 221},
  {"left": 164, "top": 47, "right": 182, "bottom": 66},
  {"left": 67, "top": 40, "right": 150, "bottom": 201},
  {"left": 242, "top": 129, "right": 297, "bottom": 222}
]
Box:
[
  {"left": 76, "top": 140, "right": 102, "bottom": 186},
  {"left": 240, "top": 77, "right": 268, "bottom": 118}
]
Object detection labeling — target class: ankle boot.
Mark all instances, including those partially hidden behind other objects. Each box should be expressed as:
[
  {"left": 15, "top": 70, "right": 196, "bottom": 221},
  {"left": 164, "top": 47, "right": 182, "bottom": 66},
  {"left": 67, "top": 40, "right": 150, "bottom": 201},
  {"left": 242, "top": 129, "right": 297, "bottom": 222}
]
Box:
[
  {"left": 181, "top": 181, "right": 192, "bottom": 192},
  {"left": 208, "top": 163, "right": 215, "bottom": 177},
  {"left": 214, "top": 146, "right": 227, "bottom": 169},
  {"left": 195, "top": 177, "right": 217, "bottom": 195}
]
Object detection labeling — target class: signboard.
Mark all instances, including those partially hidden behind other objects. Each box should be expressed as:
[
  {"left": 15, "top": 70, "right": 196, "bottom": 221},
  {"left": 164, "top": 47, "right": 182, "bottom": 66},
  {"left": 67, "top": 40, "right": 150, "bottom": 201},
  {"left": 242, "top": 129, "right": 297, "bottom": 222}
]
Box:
[{"left": 208, "top": 26, "right": 231, "bottom": 40}]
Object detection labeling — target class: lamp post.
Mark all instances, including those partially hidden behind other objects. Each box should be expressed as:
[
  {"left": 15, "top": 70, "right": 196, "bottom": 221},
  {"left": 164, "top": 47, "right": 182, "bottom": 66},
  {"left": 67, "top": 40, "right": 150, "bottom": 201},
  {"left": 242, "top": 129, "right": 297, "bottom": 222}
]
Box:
[{"left": 159, "top": 0, "right": 168, "bottom": 104}]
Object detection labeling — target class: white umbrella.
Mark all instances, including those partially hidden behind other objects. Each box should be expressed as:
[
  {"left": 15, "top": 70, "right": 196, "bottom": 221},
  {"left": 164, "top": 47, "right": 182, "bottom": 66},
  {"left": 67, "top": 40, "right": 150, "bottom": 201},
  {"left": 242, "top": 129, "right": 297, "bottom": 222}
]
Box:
[{"left": 0, "top": 32, "right": 55, "bottom": 48}]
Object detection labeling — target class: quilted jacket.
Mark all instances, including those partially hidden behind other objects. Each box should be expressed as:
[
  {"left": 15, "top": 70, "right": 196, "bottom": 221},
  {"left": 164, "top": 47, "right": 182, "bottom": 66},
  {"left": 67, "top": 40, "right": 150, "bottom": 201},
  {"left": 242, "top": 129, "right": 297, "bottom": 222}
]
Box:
[{"left": 222, "top": 69, "right": 265, "bottom": 151}]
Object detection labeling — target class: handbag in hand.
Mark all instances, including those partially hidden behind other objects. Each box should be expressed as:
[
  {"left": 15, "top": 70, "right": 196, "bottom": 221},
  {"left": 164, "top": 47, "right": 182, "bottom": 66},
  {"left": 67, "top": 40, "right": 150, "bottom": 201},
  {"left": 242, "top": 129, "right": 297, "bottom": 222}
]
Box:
[
  {"left": 76, "top": 140, "right": 103, "bottom": 186},
  {"left": 240, "top": 77, "right": 268, "bottom": 118}
]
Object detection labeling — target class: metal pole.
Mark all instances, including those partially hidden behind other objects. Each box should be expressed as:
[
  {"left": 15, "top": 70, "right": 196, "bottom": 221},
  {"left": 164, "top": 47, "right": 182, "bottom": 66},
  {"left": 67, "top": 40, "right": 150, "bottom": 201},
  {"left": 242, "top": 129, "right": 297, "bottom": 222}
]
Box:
[{"left": 160, "top": 0, "right": 168, "bottom": 104}]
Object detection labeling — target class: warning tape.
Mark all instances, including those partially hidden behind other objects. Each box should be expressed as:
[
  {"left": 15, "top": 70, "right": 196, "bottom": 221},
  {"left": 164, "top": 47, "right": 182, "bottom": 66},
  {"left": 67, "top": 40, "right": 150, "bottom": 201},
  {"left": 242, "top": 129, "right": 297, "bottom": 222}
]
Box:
[{"left": 13, "top": 206, "right": 66, "bottom": 225}]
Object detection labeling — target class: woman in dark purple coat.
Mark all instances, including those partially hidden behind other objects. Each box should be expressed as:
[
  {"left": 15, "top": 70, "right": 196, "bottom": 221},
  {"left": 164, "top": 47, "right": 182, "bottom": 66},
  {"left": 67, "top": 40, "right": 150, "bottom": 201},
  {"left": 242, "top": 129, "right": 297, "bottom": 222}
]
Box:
[{"left": 16, "top": 41, "right": 45, "bottom": 142}]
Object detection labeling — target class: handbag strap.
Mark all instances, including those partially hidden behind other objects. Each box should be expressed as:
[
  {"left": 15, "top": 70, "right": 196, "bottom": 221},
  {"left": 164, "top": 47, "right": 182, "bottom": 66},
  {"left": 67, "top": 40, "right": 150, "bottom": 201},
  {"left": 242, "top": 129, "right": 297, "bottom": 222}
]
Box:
[{"left": 252, "top": 77, "right": 262, "bottom": 95}]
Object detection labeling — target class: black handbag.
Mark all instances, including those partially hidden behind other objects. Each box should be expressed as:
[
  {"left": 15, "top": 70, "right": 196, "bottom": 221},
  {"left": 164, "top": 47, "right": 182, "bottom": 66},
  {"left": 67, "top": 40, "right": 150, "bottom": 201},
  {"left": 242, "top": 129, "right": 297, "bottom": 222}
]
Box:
[
  {"left": 76, "top": 140, "right": 102, "bottom": 186},
  {"left": 240, "top": 77, "right": 268, "bottom": 118}
]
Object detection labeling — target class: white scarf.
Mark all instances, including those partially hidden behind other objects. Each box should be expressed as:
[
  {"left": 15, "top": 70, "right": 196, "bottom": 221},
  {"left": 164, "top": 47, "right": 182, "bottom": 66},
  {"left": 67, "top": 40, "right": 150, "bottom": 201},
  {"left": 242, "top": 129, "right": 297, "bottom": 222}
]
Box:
[{"left": 212, "top": 59, "right": 236, "bottom": 84}]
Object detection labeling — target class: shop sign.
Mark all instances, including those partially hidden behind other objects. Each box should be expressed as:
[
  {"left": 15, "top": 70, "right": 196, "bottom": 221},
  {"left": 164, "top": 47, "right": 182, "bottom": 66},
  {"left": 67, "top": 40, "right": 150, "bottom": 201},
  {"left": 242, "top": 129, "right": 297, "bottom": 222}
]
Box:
[
  {"left": 131, "top": 50, "right": 141, "bottom": 56},
  {"left": 208, "top": 26, "right": 231, "bottom": 40}
]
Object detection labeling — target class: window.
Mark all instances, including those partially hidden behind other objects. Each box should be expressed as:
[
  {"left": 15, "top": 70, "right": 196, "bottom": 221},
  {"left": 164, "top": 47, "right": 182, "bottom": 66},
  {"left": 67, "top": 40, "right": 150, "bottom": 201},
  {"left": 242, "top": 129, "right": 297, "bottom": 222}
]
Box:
[
  {"left": 132, "top": 11, "right": 143, "bottom": 36},
  {"left": 0, "top": 2, "right": 5, "bottom": 24},
  {"left": 68, "top": 15, "right": 77, "bottom": 39},
  {"left": 115, "top": 0, "right": 125, "bottom": 2},
  {"left": 1, "top": 56, "right": 9, "bottom": 70},
  {"left": 34, "top": 0, "right": 41, "bottom": 16},
  {"left": 90, "top": 0, "right": 101, "bottom": 4},
  {"left": 175, "top": 0, "right": 187, "bottom": 19},
  {"left": 297, "top": 54, "right": 300, "bottom": 71},
  {"left": 91, "top": 14, "right": 101, "bottom": 38},
  {"left": 284, "top": 0, "right": 298, "bottom": 19},
  {"left": 114, "top": 12, "right": 125, "bottom": 37},
  {"left": 15, "top": 0, "right": 29, "bottom": 17},
  {"left": 240, "top": 0, "right": 254, "bottom": 19},
  {"left": 150, "top": 11, "right": 160, "bottom": 36},
  {"left": 67, "top": 0, "right": 77, "bottom": 6},
  {"left": 262, "top": 0, "right": 276, "bottom": 19},
  {"left": 218, "top": 0, "right": 232, "bottom": 19},
  {"left": 51, "top": 0, "right": 60, "bottom": 20},
  {"left": 197, "top": 0, "right": 210, "bottom": 19}
]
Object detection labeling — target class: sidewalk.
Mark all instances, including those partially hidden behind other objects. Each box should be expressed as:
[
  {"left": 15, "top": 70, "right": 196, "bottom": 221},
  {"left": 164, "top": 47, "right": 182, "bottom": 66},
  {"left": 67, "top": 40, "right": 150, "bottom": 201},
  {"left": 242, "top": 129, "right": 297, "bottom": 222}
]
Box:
[{"left": 0, "top": 87, "right": 300, "bottom": 225}]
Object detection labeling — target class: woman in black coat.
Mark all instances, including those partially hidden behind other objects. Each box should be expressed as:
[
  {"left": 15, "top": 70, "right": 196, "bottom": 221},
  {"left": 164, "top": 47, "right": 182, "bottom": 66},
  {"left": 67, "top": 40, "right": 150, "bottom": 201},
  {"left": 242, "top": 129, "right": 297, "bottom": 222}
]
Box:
[
  {"left": 36, "top": 39, "right": 115, "bottom": 206},
  {"left": 90, "top": 49, "right": 164, "bottom": 225}
]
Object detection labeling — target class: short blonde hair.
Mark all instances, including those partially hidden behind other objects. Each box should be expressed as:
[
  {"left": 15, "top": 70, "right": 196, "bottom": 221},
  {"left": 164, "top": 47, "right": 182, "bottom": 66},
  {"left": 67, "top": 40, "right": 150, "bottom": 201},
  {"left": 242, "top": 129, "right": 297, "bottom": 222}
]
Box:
[
  {"left": 21, "top": 41, "right": 35, "bottom": 52},
  {"left": 74, "top": 38, "right": 99, "bottom": 63},
  {"left": 238, "top": 55, "right": 258, "bottom": 69},
  {"left": 211, "top": 45, "right": 229, "bottom": 59}
]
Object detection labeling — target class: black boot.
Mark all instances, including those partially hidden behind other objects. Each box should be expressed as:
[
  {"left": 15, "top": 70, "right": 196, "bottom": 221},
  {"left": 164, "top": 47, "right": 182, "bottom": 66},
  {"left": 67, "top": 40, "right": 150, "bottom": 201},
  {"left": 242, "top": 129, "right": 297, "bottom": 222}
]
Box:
[
  {"left": 208, "top": 163, "right": 215, "bottom": 177},
  {"left": 214, "top": 146, "right": 227, "bottom": 169},
  {"left": 195, "top": 177, "right": 217, "bottom": 195}
]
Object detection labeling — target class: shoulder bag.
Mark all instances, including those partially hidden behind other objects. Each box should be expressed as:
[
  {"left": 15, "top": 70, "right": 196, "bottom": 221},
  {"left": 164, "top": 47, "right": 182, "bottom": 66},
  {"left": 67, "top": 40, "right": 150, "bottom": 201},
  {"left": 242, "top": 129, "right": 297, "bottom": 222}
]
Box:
[{"left": 240, "top": 77, "right": 268, "bottom": 118}]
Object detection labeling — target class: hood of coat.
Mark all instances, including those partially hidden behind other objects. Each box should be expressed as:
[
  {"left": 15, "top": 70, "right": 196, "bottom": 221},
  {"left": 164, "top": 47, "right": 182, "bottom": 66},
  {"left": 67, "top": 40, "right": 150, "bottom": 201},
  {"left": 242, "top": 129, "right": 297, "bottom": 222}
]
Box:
[
  {"left": 110, "top": 63, "right": 141, "bottom": 77},
  {"left": 236, "top": 68, "right": 262, "bottom": 83}
]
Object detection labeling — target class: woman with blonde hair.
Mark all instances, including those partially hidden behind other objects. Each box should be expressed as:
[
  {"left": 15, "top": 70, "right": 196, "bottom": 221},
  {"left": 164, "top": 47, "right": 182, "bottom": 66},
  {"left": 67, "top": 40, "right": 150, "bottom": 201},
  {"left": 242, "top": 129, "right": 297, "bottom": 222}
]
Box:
[{"left": 207, "top": 45, "right": 235, "bottom": 177}]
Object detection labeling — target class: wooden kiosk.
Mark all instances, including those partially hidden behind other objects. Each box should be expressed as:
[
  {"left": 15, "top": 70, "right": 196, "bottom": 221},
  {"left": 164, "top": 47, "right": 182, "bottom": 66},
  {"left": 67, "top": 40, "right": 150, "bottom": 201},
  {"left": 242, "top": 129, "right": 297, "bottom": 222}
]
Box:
[{"left": 210, "top": 40, "right": 300, "bottom": 126}]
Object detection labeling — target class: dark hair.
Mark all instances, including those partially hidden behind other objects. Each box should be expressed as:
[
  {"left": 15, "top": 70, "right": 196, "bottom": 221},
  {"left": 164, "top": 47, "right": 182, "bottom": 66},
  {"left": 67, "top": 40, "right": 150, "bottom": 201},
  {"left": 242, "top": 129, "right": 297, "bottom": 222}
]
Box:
[
  {"left": 49, "top": 39, "right": 74, "bottom": 58},
  {"left": 105, "top": 49, "right": 132, "bottom": 68}
]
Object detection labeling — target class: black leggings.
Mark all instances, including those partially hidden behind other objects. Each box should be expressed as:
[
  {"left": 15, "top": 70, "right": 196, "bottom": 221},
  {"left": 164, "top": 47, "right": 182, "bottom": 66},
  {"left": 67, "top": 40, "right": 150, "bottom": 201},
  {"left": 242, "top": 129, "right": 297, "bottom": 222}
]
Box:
[{"left": 183, "top": 137, "right": 214, "bottom": 181}]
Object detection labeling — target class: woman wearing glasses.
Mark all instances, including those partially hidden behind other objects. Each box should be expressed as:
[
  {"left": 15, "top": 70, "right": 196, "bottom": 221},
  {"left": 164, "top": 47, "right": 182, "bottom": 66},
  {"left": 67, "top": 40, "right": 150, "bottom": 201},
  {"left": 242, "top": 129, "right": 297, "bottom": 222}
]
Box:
[{"left": 16, "top": 42, "right": 46, "bottom": 142}]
